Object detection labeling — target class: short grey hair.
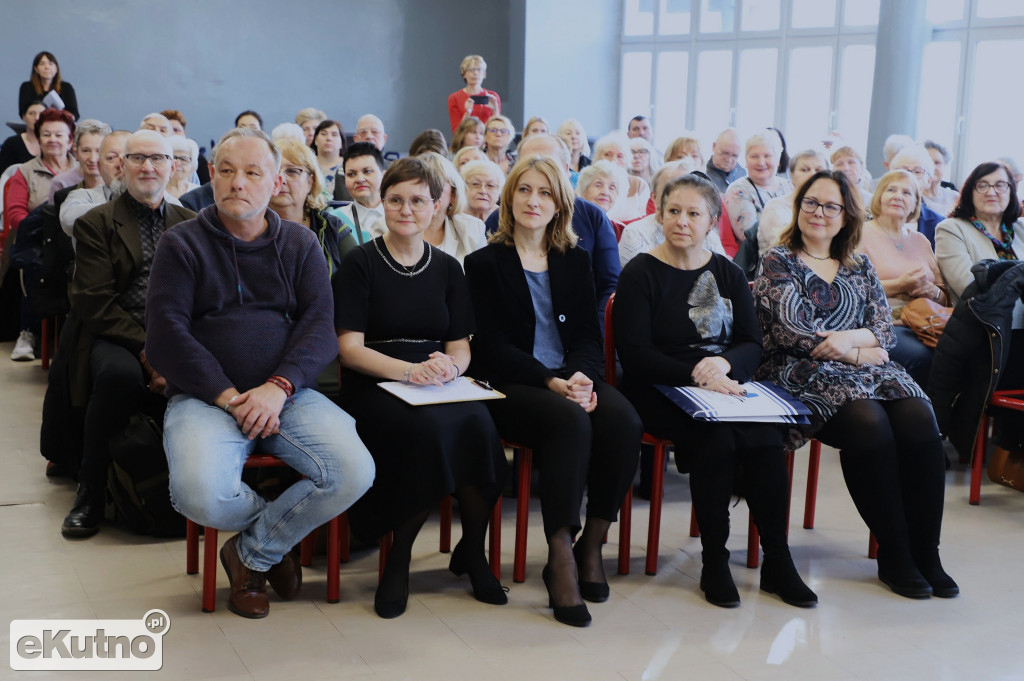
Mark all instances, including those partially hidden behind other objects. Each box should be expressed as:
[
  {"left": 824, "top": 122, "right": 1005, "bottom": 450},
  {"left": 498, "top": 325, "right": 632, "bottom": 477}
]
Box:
[
  {"left": 745, "top": 130, "right": 781, "bottom": 158},
  {"left": 294, "top": 107, "right": 326, "bottom": 126},
  {"left": 460, "top": 159, "right": 505, "bottom": 189},
  {"left": 577, "top": 160, "right": 629, "bottom": 200},
  {"left": 73, "top": 119, "right": 111, "bottom": 147},
  {"left": 923, "top": 140, "right": 951, "bottom": 164},
  {"left": 271, "top": 122, "right": 306, "bottom": 143},
  {"left": 593, "top": 133, "right": 631, "bottom": 161},
  {"left": 517, "top": 134, "right": 571, "bottom": 167},
  {"left": 556, "top": 119, "right": 591, "bottom": 157},
  {"left": 171, "top": 136, "right": 200, "bottom": 174},
  {"left": 890, "top": 145, "right": 935, "bottom": 175},
  {"left": 212, "top": 127, "right": 281, "bottom": 171},
  {"left": 788, "top": 148, "right": 830, "bottom": 174},
  {"left": 883, "top": 134, "right": 915, "bottom": 164},
  {"left": 651, "top": 160, "right": 697, "bottom": 201}
]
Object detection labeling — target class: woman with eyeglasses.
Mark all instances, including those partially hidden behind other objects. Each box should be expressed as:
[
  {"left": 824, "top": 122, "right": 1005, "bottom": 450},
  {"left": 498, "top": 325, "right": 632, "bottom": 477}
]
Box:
[
  {"left": 334, "top": 157, "right": 507, "bottom": 619},
  {"left": 754, "top": 170, "right": 956, "bottom": 601},
  {"left": 417, "top": 152, "right": 486, "bottom": 266},
  {"left": 482, "top": 116, "right": 516, "bottom": 175},
  {"left": 448, "top": 55, "right": 501, "bottom": 133},
  {"left": 269, "top": 138, "right": 357, "bottom": 278},
  {"left": 166, "top": 137, "right": 200, "bottom": 199},
  {"left": 934, "top": 162, "right": 1024, "bottom": 477}
]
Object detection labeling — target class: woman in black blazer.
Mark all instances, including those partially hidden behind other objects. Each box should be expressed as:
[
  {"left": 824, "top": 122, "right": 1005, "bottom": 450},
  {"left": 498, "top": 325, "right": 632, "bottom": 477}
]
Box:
[{"left": 464, "top": 155, "right": 641, "bottom": 627}]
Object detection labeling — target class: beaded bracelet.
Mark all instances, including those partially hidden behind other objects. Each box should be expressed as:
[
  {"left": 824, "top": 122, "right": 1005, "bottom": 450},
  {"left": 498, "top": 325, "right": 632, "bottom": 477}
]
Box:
[{"left": 266, "top": 375, "right": 294, "bottom": 401}]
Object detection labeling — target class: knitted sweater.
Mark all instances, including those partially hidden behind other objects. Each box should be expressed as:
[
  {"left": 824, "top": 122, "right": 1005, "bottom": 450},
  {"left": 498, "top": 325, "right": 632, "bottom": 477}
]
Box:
[{"left": 145, "top": 205, "right": 337, "bottom": 403}]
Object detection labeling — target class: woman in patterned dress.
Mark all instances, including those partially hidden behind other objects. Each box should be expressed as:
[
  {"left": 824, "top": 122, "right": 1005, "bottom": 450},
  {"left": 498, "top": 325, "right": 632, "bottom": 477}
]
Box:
[
  {"left": 615, "top": 174, "right": 817, "bottom": 609},
  {"left": 754, "top": 170, "right": 957, "bottom": 600}
]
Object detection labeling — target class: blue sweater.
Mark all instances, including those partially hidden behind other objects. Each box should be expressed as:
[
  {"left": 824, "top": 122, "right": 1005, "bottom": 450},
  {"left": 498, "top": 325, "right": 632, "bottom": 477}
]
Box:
[
  {"left": 485, "top": 196, "right": 620, "bottom": 322},
  {"left": 145, "top": 205, "right": 337, "bottom": 403}
]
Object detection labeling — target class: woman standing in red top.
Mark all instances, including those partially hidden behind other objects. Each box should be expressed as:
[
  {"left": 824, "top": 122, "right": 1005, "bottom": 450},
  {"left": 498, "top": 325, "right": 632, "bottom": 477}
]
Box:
[{"left": 448, "top": 55, "right": 501, "bottom": 133}]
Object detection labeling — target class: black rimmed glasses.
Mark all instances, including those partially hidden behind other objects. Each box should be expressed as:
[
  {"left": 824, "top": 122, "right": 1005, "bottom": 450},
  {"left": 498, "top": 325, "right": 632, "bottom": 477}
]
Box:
[
  {"left": 125, "top": 153, "right": 172, "bottom": 168},
  {"left": 799, "top": 197, "right": 844, "bottom": 218}
]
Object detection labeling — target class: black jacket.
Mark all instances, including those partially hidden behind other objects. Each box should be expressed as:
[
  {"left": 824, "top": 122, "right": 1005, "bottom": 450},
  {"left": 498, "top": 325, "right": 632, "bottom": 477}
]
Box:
[
  {"left": 928, "top": 259, "right": 1024, "bottom": 460},
  {"left": 464, "top": 242, "right": 603, "bottom": 387}
]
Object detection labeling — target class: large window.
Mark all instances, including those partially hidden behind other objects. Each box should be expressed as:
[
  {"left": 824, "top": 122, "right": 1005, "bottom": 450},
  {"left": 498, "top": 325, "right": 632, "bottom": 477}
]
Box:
[{"left": 620, "top": 0, "right": 1024, "bottom": 183}]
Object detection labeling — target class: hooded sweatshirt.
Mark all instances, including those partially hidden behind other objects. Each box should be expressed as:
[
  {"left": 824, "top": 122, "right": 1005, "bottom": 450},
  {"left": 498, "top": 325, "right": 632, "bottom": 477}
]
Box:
[{"left": 145, "top": 205, "right": 336, "bottom": 403}]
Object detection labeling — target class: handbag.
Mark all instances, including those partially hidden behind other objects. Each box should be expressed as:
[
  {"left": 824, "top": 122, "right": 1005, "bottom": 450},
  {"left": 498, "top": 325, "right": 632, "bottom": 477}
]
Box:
[
  {"left": 988, "top": 446, "right": 1024, "bottom": 493},
  {"left": 901, "top": 297, "right": 952, "bottom": 349}
]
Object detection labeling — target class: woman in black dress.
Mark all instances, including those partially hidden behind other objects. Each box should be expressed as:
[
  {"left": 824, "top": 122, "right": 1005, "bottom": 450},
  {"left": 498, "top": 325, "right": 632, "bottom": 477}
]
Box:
[
  {"left": 614, "top": 174, "right": 816, "bottom": 609},
  {"left": 19, "top": 51, "right": 79, "bottom": 120},
  {"left": 464, "top": 156, "right": 641, "bottom": 627},
  {"left": 334, "top": 157, "right": 507, "bottom": 619}
]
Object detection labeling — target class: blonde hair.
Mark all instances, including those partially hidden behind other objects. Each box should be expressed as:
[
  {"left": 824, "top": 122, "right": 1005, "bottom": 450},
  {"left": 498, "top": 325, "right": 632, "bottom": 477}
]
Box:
[
  {"left": 664, "top": 135, "right": 703, "bottom": 166},
  {"left": 492, "top": 156, "right": 577, "bottom": 253},
  {"left": 556, "top": 119, "right": 591, "bottom": 157},
  {"left": 450, "top": 116, "right": 484, "bottom": 154},
  {"left": 275, "top": 137, "right": 326, "bottom": 212},
  {"left": 869, "top": 170, "right": 922, "bottom": 224},
  {"left": 418, "top": 152, "right": 467, "bottom": 217},
  {"left": 460, "top": 54, "right": 486, "bottom": 79},
  {"left": 294, "top": 107, "right": 326, "bottom": 127},
  {"left": 523, "top": 116, "right": 549, "bottom": 138}
]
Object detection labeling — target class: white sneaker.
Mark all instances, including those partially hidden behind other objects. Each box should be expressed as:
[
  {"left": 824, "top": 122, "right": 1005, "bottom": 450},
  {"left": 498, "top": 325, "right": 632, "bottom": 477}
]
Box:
[{"left": 11, "top": 330, "right": 36, "bottom": 361}]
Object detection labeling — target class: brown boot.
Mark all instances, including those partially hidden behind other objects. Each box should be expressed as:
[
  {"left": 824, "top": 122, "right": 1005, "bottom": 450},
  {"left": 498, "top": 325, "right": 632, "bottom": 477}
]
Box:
[
  {"left": 267, "top": 549, "right": 302, "bottom": 601},
  {"left": 219, "top": 535, "right": 269, "bottom": 618}
]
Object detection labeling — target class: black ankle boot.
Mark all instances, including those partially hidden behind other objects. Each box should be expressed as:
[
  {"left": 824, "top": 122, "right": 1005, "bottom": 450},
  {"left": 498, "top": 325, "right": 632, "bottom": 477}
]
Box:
[
  {"left": 912, "top": 551, "right": 959, "bottom": 598},
  {"left": 61, "top": 485, "right": 104, "bottom": 538},
  {"left": 449, "top": 540, "right": 508, "bottom": 605},
  {"left": 876, "top": 549, "right": 933, "bottom": 599},
  {"left": 760, "top": 554, "right": 817, "bottom": 608},
  {"left": 700, "top": 560, "right": 740, "bottom": 608}
]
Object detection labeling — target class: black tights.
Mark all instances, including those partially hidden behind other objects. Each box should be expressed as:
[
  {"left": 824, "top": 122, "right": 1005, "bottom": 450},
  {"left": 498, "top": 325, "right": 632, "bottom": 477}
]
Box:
[{"left": 816, "top": 398, "right": 945, "bottom": 572}]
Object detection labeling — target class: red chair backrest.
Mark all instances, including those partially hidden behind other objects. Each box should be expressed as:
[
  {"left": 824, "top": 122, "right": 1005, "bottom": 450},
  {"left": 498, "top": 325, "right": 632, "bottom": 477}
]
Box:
[{"left": 603, "top": 293, "right": 617, "bottom": 388}]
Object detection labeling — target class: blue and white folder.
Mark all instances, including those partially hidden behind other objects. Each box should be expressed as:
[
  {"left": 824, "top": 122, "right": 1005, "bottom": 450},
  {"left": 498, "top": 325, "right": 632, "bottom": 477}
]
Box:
[{"left": 655, "top": 381, "right": 811, "bottom": 425}]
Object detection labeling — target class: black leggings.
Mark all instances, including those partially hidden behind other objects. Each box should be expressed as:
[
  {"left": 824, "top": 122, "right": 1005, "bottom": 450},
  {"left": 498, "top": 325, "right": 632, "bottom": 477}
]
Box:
[
  {"left": 815, "top": 398, "right": 945, "bottom": 563},
  {"left": 486, "top": 380, "right": 641, "bottom": 541}
]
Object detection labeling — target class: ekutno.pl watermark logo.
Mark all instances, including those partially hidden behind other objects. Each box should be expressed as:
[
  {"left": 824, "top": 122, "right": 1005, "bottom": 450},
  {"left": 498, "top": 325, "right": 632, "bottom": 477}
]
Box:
[{"left": 10, "top": 609, "right": 169, "bottom": 671}]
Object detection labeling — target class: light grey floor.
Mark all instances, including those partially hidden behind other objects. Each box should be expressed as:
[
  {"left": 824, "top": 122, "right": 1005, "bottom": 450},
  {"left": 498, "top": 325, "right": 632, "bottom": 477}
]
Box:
[{"left": 2, "top": 344, "right": 1023, "bottom": 681}]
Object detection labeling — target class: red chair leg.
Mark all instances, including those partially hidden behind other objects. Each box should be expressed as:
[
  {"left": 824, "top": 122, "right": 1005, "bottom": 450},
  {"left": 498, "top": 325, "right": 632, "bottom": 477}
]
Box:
[
  {"left": 971, "top": 413, "right": 988, "bottom": 505},
  {"left": 378, "top": 533, "right": 393, "bottom": 583},
  {"left": 327, "top": 515, "right": 341, "bottom": 603},
  {"left": 645, "top": 442, "right": 666, "bottom": 575},
  {"left": 186, "top": 519, "right": 199, "bottom": 574},
  {"left": 689, "top": 506, "right": 700, "bottom": 537},
  {"left": 803, "top": 440, "right": 821, "bottom": 529},
  {"left": 746, "top": 516, "right": 759, "bottom": 568},
  {"left": 202, "top": 528, "right": 219, "bottom": 612},
  {"left": 299, "top": 532, "right": 314, "bottom": 567},
  {"left": 440, "top": 495, "right": 453, "bottom": 553},
  {"left": 489, "top": 498, "right": 501, "bottom": 580},
  {"left": 40, "top": 317, "right": 51, "bottom": 370},
  {"left": 513, "top": 448, "right": 533, "bottom": 583},
  {"left": 868, "top": 532, "right": 878, "bottom": 559},
  {"left": 617, "top": 486, "right": 632, "bottom": 575},
  {"left": 339, "top": 512, "right": 350, "bottom": 563}
]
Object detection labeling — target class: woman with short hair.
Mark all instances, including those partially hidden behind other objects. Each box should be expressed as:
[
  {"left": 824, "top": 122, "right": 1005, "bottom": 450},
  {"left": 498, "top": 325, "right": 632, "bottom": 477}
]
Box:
[
  {"left": 593, "top": 133, "right": 650, "bottom": 222},
  {"left": 482, "top": 115, "right": 516, "bottom": 175},
  {"left": 295, "top": 107, "right": 327, "bottom": 147},
  {"left": 270, "top": 137, "right": 358, "bottom": 278},
  {"left": 628, "top": 136, "right": 660, "bottom": 192},
  {"left": 523, "top": 116, "right": 550, "bottom": 139},
  {"left": 922, "top": 140, "right": 960, "bottom": 217},
  {"left": 409, "top": 129, "right": 448, "bottom": 159},
  {"left": 664, "top": 135, "right": 704, "bottom": 167},
  {"left": 167, "top": 137, "right": 200, "bottom": 199},
  {"left": 557, "top": 119, "right": 591, "bottom": 173},
  {"left": 418, "top": 152, "right": 486, "bottom": 265},
  {"left": 453, "top": 146, "right": 487, "bottom": 170},
  {"left": 460, "top": 158, "right": 504, "bottom": 222},
  {"left": 723, "top": 131, "right": 794, "bottom": 245},
  {"left": 447, "top": 55, "right": 501, "bottom": 133},
  {"left": 311, "top": 119, "right": 347, "bottom": 200},
  {"left": 19, "top": 51, "right": 79, "bottom": 120}
]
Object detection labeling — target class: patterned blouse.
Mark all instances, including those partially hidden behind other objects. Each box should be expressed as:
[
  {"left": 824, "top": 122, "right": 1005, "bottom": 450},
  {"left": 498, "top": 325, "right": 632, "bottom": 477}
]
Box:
[{"left": 753, "top": 246, "right": 926, "bottom": 449}]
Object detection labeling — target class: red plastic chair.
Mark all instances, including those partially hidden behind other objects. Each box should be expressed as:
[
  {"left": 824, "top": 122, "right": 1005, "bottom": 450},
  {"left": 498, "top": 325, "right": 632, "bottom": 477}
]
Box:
[
  {"left": 970, "top": 389, "right": 1024, "bottom": 505},
  {"left": 185, "top": 454, "right": 342, "bottom": 612}
]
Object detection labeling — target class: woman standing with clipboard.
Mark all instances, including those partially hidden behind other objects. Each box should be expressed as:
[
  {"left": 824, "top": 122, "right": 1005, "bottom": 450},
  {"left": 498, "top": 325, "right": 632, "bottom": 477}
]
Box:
[
  {"left": 334, "top": 157, "right": 507, "bottom": 619},
  {"left": 614, "top": 173, "right": 816, "bottom": 609}
]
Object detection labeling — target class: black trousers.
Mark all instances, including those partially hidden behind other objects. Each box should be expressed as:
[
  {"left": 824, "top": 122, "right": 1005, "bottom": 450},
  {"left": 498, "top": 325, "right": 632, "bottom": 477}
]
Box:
[
  {"left": 78, "top": 339, "right": 147, "bottom": 488},
  {"left": 486, "top": 379, "right": 641, "bottom": 541}
]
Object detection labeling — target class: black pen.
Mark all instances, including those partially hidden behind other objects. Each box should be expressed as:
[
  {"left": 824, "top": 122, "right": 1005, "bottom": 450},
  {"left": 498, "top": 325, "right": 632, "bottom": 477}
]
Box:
[{"left": 471, "top": 378, "right": 493, "bottom": 391}]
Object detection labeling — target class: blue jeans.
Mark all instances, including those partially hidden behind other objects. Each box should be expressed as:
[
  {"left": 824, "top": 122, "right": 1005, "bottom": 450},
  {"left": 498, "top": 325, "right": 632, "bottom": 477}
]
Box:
[
  {"left": 164, "top": 388, "right": 375, "bottom": 572},
  {"left": 890, "top": 325, "right": 934, "bottom": 390}
]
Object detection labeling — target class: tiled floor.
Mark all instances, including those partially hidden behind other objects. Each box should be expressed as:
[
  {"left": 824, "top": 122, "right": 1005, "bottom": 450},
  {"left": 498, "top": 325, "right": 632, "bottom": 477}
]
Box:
[{"left": 3, "top": 344, "right": 1024, "bottom": 681}]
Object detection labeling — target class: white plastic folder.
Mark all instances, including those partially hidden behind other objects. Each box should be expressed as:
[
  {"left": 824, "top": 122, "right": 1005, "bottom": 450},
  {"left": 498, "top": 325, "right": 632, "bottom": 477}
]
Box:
[
  {"left": 655, "top": 381, "right": 811, "bottom": 425},
  {"left": 378, "top": 376, "right": 506, "bottom": 406}
]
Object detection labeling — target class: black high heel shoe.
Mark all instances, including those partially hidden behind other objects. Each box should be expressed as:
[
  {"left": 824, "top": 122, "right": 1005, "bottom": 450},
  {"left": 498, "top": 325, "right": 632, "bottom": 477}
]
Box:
[
  {"left": 449, "top": 540, "right": 509, "bottom": 605},
  {"left": 373, "top": 580, "right": 409, "bottom": 619},
  {"left": 572, "top": 542, "right": 610, "bottom": 603},
  {"left": 542, "top": 564, "right": 591, "bottom": 627}
]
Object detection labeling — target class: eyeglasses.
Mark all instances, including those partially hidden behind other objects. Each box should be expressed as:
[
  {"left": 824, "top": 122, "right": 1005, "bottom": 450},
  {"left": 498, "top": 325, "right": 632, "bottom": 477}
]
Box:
[
  {"left": 383, "top": 194, "right": 436, "bottom": 212},
  {"left": 281, "top": 167, "right": 309, "bottom": 180},
  {"left": 487, "top": 128, "right": 510, "bottom": 136},
  {"left": 465, "top": 67, "right": 485, "bottom": 73},
  {"left": 631, "top": 149, "right": 650, "bottom": 157},
  {"left": 125, "top": 153, "right": 172, "bottom": 167},
  {"left": 467, "top": 179, "right": 500, "bottom": 192},
  {"left": 897, "top": 166, "right": 929, "bottom": 179},
  {"left": 799, "top": 197, "right": 844, "bottom": 218},
  {"left": 356, "top": 128, "right": 382, "bottom": 137},
  {"left": 975, "top": 180, "right": 1011, "bottom": 194},
  {"left": 173, "top": 155, "right": 192, "bottom": 164}
]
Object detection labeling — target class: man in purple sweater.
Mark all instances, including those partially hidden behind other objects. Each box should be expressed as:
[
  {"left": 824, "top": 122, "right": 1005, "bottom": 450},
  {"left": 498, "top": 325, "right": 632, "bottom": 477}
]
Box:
[{"left": 145, "top": 128, "right": 374, "bottom": 619}]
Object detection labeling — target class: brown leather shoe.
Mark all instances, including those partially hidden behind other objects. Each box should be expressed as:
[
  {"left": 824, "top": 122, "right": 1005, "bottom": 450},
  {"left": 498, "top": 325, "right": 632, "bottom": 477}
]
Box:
[
  {"left": 267, "top": 549, "right": 302, "bottom": 600},
  {"left": 219, "top": 535, "right": 269, "bottom": 618}
]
